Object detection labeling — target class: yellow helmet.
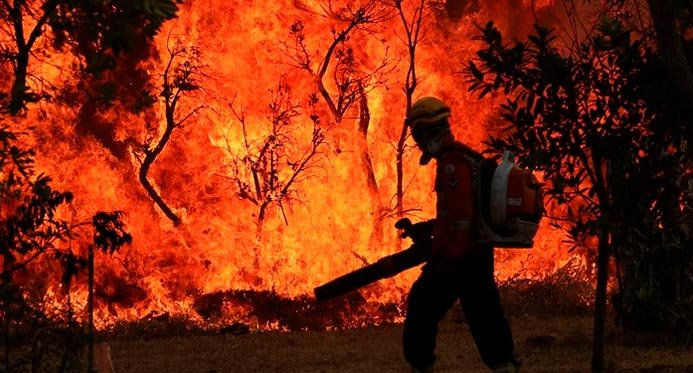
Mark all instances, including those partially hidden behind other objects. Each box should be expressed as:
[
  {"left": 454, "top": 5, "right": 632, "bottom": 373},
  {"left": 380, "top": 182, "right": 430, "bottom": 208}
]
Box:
[
  {"left": 407, "top": 97, "right": 452, "bottom": 165},
  {"left": 407, "top": 97, "right": 451, "bottom": 128}
]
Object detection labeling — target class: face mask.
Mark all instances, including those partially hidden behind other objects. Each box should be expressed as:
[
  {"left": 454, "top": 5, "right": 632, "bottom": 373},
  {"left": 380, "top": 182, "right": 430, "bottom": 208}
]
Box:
[
  {"left": 425, "top": 135, "right": 444, "bottom": 155},
  {"left": 410, "top": 121, "right": 451, "bottom": 165}
]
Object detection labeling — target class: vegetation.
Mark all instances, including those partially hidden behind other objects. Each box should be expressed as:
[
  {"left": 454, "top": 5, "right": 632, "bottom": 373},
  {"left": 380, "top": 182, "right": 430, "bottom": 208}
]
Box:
[
  {"left": 1, "top": 0, "right": 692, "bottom": 371},
  {"left": 282, "top": 1, "right": 393, "bottom": 245},
  {"left": 465, "top": 11, "right": 692, "bottom": 372},
  {"left": 1, "top": 1, "right": 182, "bottom": 370},
  {"left": 0, "top": 124, "right": 132, "bottom": 371},
  {"left": 221, "top": 81, "right": 327, "bottom": 228},
  {"left": 0, "top": 0, "right": 183, "bottom": 114},
  {"left": 134, "top": 42, "right": 205, "bottom": 226}
]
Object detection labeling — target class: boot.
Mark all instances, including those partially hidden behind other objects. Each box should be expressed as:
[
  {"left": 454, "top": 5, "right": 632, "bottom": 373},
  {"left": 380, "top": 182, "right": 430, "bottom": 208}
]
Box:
[
  {"left": 411, "top": 364, "right": 434, "bottom": 373},
  {"left": 492, "top": 361, "right": 520, "bottom": 373}
]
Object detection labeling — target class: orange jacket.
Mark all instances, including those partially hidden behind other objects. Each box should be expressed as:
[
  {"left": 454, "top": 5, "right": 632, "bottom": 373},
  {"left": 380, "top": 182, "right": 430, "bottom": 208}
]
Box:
[{"left": 431, "top": 142, "right": 484, "bottom": 259}]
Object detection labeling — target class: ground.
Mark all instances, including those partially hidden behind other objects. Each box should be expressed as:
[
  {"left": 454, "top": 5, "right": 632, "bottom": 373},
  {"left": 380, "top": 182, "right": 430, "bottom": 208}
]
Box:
[{"left": 109, "top": 314, "right": 693, "bottom": 372}]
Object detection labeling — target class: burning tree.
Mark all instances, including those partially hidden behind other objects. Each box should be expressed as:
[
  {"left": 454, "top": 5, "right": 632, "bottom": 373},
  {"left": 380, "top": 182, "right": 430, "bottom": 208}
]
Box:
[
  {"left": 465, "top": 15, "right": 692, "bottom": 370},
  {"left": 284, "top": 0, "right": 434, "bottom": 243},
  {"left": 392, "top": 0, "right": 426, "bottom": 218},
  {"left": 2, "top": 0, "right": 639, "bottom": 332},
  {"left": 220, "top": 81, "right": 326, "bottom": 230},
  {"left": 282, "top": 1, "right": 393, "bottom": 246},
  {"left": 132, "top": 40, "right": 205, "bottom": 226},
  {"left": 1, "top": 1, "right": 179, "bottom": 369}
]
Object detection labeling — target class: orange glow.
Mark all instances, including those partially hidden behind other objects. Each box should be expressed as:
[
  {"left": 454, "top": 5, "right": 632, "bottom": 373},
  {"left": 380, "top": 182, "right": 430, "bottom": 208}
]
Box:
[{"left": 9, "top": 0, "right": 590, "bottom": 330}]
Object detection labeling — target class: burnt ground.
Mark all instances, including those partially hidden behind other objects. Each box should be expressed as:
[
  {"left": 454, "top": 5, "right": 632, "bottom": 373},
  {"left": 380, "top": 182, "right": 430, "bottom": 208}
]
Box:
[
  {"left": 103, "top": 269, "right": 692, "bottom": 372},
  {"left": 108, "top": 313, "right": 693, "bottom": 373}
]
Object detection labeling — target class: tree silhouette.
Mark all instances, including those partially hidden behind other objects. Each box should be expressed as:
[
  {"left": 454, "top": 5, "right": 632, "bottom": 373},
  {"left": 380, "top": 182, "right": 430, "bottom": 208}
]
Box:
[
  {"left": 0, "top": 0, "right": 183, "bottom": 114},
  {"left": 221, "top": 81, "right": 326, "bottom": 229},
  {"left": 0, "top": 123, "right": 131, "bottom": 371},
  {"left": 392, "top": 0, "right": 426, "bottom": 218},
  {"left": 133, "top": 41, "right": 205, "bottom": 226},
  {"left": 282, "top": 1, "right": 392, "bottom": 248},
  {"left": 465, "top": 19, "right": 691, "bottom": 371}
]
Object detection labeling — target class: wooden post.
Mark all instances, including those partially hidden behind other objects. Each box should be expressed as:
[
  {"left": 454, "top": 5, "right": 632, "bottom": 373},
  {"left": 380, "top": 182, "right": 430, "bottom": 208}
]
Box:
[
  {"left": 93, "top": 343, "right": 115, "bottom": 373},
  {"left": 88, "top": 244, "right": 94, "bottom": 373},
  {"left": 4, "top": 313, "right": 9, "bottom": 373},
  {"left": 591, "top": 229, "right": 610, "bottom": 372}
]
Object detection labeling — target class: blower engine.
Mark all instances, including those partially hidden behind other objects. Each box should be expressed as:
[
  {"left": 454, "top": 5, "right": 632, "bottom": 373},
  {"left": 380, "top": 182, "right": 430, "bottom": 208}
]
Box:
[{"left": 473, "top": 150, "right": 543, "bottom": 248}]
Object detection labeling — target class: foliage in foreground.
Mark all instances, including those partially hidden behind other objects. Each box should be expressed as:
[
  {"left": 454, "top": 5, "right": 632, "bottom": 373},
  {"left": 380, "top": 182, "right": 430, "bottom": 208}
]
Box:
[
  {"left": 0, "top": 124, "right": 132, "bottom": 372},
  {"left": 465, "top": 18, "right": 692, "bottom": 334}
]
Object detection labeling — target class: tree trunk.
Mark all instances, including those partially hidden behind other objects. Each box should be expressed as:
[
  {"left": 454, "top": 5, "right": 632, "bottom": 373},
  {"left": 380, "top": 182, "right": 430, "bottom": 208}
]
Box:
[
  {"left": 646, "top": 1, "right": 693, "bottom": 114},
  {"left": 138, "top": 109, "right": 182, "bottom": 226},
  {"left": 394, "top": 0, "right": 423, "bottom": 219},
  {"left": 253, "top": 208, "right": 268, "bottom": 282},
  {"left": 396, "top": 123, "right": 407, "bottom": 218},
  {"left": 358, "top": 88, "right": 384, "bottom": 248},
  {"left": 138, "top": 160, "right": 182, "bottom": 226},
  {"left": 9, "top": 51, "right": 29, "bottom": 114},
  {"left": 591, "top": 228, "right": 610, "bottom": 372}
]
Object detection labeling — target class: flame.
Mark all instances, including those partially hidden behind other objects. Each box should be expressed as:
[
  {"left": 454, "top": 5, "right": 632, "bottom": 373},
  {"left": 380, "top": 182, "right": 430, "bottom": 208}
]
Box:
[{"left": 9, "top": 0, "right": 587, "bottom": 329}]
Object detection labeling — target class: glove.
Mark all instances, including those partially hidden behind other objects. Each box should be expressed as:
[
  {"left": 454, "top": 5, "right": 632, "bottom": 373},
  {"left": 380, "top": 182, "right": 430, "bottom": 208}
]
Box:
[{"left": 395, "top": 218, "right": 435, "bottom": 244}]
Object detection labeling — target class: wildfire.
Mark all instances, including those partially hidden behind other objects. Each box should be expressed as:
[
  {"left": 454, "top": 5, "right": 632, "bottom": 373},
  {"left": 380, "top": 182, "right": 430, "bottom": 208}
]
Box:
[{"left": 13, "top": 0, "right": 578, "bottom": 329}]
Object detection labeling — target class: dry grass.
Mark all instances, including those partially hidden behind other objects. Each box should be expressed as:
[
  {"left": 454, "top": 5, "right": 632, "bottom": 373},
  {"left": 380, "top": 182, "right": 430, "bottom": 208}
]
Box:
[
  {"left": 104, "top": 266, "right": 693, "bottom": 372},
  {"left": 108, "top": 314, "right": 693, "bottom": 372}
]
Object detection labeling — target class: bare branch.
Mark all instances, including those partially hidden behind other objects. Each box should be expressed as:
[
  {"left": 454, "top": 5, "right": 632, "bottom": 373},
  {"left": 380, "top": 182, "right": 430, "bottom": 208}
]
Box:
[
  {"left": 393, "top": 0, "right": 427, "bottom": 217},
  {"left": 283, "top": 1, "right": 391, "bottom": 123},
  {"left": 135, "top": 39, "right": 205, "bottom": 226},
  {"left": 220, "top": 81, "right": 326, "bottom": 225},
  {"left": 175, "top": 104, "right": 204, "bottom": 127},
  {"left": 25, "top": 0, "right": 57, "bottom": 52}
]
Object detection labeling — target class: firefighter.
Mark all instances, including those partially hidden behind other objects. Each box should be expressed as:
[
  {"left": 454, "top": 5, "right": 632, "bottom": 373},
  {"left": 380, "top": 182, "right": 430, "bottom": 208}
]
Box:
[{"left": 403, "top": 96, "right": 519, "bottom": 373}]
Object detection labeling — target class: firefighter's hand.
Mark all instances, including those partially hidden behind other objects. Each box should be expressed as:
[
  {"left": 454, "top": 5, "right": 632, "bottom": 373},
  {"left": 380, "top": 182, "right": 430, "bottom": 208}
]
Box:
[
  {"left": 394, "top": 218, "right": 413, "bottom": 231},
  {"left": 395, "top": 218, "right": 413, "bottom": 239},
  {"left": 395, "top": 218, "right": 435, "bottom": 244}
]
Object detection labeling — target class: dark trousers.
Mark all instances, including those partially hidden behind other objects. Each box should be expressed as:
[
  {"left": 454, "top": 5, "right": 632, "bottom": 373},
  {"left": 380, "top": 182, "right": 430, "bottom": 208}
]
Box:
[{"left": 402, "top": 246, "right": 515, "bottom": 370}]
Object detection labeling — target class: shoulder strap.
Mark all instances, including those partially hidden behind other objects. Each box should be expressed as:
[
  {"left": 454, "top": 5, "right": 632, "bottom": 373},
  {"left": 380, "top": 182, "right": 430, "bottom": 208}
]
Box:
[{"left": 439, "top": 142, "right": 484, "bottom": 162}]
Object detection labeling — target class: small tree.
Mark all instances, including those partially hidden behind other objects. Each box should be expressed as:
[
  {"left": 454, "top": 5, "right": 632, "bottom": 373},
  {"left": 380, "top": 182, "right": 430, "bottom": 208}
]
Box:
[
  {"left": 282, "top": 1, "right": 392, "bottom": 247},
  {"left": 86, "top": 211, "right": 132, "bottom": 372},
  {"left": 132, "top": 41, "right": 205, "bottom": 226},
  {"left": 392, "top": 0, "right": 426, "bottom": 218},
  {"left": 465, "top": 20, "right": 690, "bottom": 371},
  {"left": 221, "top": 81, "right": 326, "bottom": 230}
]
